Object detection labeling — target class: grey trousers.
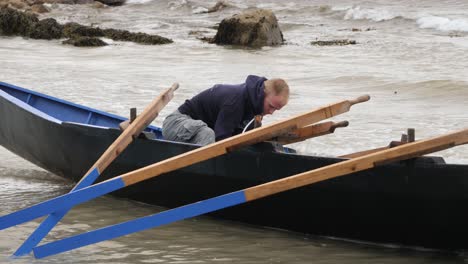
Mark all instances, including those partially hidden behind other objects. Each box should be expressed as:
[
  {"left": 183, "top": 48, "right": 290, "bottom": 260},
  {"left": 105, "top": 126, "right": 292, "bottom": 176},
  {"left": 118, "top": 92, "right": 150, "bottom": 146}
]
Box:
[{"left": 162, "top": 110, "right": 215, "bottom": 146}]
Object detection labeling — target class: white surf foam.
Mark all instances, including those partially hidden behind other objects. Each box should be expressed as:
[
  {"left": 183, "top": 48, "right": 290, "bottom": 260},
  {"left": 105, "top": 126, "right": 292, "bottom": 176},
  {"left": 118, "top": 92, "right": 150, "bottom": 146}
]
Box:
[
  {"left": 125, "top": 0, "right": 153, "bottom": 4},
  {"left": 339, "top": 5, "right": 468, "bottom": 33},
  {"left": 343, "top": 6, "right": 400, "bottom": 22},
  {"left": 417, "top": 16, "right": 468, "bottom": 32}
]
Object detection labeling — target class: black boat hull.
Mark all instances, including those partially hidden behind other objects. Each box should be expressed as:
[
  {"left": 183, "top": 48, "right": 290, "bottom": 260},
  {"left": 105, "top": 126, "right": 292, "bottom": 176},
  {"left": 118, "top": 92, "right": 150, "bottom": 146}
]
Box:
[{"left": 1, "top": 83, "right": 468, "bottom": 250}]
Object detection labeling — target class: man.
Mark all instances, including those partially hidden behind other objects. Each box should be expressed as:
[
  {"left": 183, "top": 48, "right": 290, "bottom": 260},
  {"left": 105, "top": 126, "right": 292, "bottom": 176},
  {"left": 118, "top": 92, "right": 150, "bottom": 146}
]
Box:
[{"left": 162, "top": 75, "right": 289, "bottom": 145}]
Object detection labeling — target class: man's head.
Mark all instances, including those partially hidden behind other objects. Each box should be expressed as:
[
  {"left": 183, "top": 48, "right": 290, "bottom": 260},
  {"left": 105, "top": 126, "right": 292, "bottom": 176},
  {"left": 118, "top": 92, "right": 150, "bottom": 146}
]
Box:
[{"left": 263, "top": 78, "right": 289, "bottom": 115}]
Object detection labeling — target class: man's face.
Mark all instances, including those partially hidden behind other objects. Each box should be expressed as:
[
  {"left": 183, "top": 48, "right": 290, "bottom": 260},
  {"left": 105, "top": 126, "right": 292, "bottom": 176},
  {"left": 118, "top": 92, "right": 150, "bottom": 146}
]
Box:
[{"left": 263, "top": 93, "right": 287, "bottom": 115}]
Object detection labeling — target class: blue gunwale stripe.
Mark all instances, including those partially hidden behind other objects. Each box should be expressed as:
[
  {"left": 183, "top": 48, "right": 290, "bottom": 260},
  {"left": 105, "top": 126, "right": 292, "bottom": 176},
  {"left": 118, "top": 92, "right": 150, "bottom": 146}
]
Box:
[
  {"left": 0, "top": 176, "right": 124, "bottom": 231},
  {"left": 0, "top": 82, "right": 162, "bottom": 133},
  {"left": 33, "top": 190, "right": 247, "bottom": 259}
]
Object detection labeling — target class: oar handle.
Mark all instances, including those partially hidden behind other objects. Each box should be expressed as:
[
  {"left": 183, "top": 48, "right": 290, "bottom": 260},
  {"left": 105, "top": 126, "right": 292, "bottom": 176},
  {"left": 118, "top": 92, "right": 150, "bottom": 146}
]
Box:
[
  {"left": 348, "top": 95, "right": 370, "bottom": 105},
  {"left": 274, "top": 120, "right": 349, "bottom": 145},
  {"left": 330, "top": 121, "right": 349, "bottom": 131}
]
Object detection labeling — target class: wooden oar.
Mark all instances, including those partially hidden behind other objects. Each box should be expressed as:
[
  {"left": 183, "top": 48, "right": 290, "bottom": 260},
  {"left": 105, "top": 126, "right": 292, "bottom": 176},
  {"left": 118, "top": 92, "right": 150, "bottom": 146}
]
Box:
[
  {"left": 339, "top": 141, "right": 405, "bottom": 158},
  {"left": 340, "top": 128, "right": 414, "bottom": 158},
  {"left": 0, "top": 95, "right": 370, "bottom": 230},
  {"left": 274, "top": 121, "right": 349, "bottom": 145},
  {"left": 32, "top": 128, "right": 468, "bottom": 258},
  {"left": 11, "top": 83, "right": 179, "bottom": 257}
]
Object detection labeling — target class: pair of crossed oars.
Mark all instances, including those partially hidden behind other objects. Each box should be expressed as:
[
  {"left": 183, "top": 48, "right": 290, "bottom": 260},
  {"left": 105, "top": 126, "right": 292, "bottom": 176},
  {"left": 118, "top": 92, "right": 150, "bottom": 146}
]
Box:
[{"left": 1, "top": 85, "right": 467, "bottom": 258}]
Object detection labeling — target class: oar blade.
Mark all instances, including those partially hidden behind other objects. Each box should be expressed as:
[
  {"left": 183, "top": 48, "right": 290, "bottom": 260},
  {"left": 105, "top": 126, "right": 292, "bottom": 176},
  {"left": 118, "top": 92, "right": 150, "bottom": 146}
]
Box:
[
  {"left": 0, "top": 178, "right": 125, "bottom": 231},
  {"left": 13, "top": 211, "right": 67, "bottom": 257},
  {"left": 33, "top": 191, "right": 247, "bottom": 258},
  {"left": 12, "top": 168, "right": 100, "bottom": 257}
]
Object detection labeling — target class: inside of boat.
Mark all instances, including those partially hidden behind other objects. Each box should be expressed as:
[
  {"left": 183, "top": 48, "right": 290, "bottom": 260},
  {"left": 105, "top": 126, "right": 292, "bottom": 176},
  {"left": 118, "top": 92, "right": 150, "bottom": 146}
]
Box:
[{"left": 0, "top": 82, "right": 163, "bottom": 138}]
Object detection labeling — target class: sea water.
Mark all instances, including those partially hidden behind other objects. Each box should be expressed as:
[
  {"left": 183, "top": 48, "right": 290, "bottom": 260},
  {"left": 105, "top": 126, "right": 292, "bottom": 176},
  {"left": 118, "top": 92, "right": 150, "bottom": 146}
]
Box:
[{"left": 1, "top": 0, "right": 467, "bottom": 262}]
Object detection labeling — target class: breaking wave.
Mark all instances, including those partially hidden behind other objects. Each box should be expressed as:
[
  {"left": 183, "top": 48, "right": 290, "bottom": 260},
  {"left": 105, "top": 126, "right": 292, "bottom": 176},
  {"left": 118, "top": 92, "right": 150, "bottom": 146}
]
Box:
[
  {"left": 339, "top": 5, "right": 468, "bottom": 33},
  {"left": 342, "top": 6, "right": 402, "bottom": 22},
  {"left": 417, "top": 16, "right": 468, "bottom": 32}
]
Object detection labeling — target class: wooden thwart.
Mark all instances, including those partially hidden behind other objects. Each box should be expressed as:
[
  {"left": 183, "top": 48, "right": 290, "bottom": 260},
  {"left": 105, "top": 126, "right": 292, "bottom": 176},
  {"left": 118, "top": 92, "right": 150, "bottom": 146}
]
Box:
[
  {"left": 0, "top": 94, "right": 370, "bottom": 231},
  {"left": 11, "top": 83, "right": 179, "bottom": 257},
  {"left": 32, "top": 128, "right": 468, "bottom": 258}
]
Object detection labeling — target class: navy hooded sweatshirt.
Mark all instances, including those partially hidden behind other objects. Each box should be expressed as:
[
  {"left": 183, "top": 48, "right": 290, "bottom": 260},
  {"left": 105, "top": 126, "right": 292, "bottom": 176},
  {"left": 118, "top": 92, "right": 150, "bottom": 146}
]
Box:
[{"left": 178, "top": 75, "right": 266, "bottom": 141}]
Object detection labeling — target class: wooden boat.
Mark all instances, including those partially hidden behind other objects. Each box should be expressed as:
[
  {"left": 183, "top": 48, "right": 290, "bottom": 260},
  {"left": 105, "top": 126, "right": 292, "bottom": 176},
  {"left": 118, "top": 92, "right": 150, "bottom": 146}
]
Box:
[{"left": 1, "top": 81, "right": 467, "bottom": 251}]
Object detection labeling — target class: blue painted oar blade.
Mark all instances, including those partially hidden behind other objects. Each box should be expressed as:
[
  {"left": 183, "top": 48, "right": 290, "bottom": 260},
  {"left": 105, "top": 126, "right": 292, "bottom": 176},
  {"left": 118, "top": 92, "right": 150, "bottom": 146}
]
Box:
[
  {"left": 0, "top": 177, "right": 124, "bottom": 231},
  {"left": 12, "top": 168, "right": 101, "bottom": 257},
  {"left": 72, "top": 168, "right": 101, "bottom": 190},
  {"left": 33, "top": 190, "right": 247, "bottom": 259},
  {"left": 13, "top": 211, "right": 69, "bottom": 257}
]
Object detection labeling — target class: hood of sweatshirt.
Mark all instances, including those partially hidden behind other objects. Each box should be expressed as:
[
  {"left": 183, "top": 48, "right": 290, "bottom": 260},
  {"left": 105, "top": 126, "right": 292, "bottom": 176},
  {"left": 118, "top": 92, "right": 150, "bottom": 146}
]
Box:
[{"left": 245, "top": 75, "right": 267, "bottom": 115}]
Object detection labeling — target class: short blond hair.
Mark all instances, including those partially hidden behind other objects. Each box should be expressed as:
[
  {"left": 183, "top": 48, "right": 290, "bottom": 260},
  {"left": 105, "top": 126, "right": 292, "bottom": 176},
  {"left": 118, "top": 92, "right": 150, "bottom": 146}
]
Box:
[{"left": 264, "top": 78, "right": 289, "bottom": 98}]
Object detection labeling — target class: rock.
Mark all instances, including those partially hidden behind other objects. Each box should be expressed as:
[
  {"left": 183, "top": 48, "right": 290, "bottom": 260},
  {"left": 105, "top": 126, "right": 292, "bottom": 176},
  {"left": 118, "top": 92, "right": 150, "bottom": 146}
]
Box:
[
  {"left": 1, "top": 7, "right": 173, "bottom": 46},
  {"left": 54, "top": 0, "right": 74, "bottom": 4},
  {"left": 30, "top": 3, "right": 48, "bottom": 13},
  {"left": 349, "top": 27, "right": 375, "bottom": 32},
  {"left": 1, "top": 0, "right": 119, "bottom": 13},
  {"left": 193, "top": 1, "right": 228, "bottom": 14},
  {"left": 63, "top": 22, "right": 104, "bottom": 37},
  {"left": 0, "top": 7, "right": 38, "bottom": 36},
  {"left": 449, "top": 32, "right": 462, "bottom": 38},
  {"left": 197, "top": 36, "right": 213, "bottom": 43},
  {"left": 91, "top": 1, "right": 105, "bottom": 8},
  {"left": 94, "top": 0, "right": 124, "bottom": 6},
  {"left": 74, "top": 0, "right": 95, "bottom": 4},
  {"left": 189, "top": 30, "right": 214, "bottom": 42},
  {"left": 62, "top": 23, "right": 173, "bottom": 44},
  {"left": 213, "top": 9, "right": 283, "bottom": 47},
  {"left": 202, "top": 0, "right": 228, "bottom": 13},
  {"left": 188, "top": 30, "right": 209, "bottom": 36},
  {"left": 310, "top": 39, "right": 357, "bottom": 46},
  {"left": 29, "top": 17, "right": 62, "bottom": 39},
  {"left": 102, "top": 28, "right": 173, "bottom": 44},
  {"left": 30, "top": 0, "right": 44, "bottom": 5},
  {"left": 207, "top": 0, "right": 228, "bottom": 13},
  {"left": 63, "top": 35, "right": 107, "bottom": 46},
  {"left": 8, "top": 0, "right": 27, "bottom": 9}
]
